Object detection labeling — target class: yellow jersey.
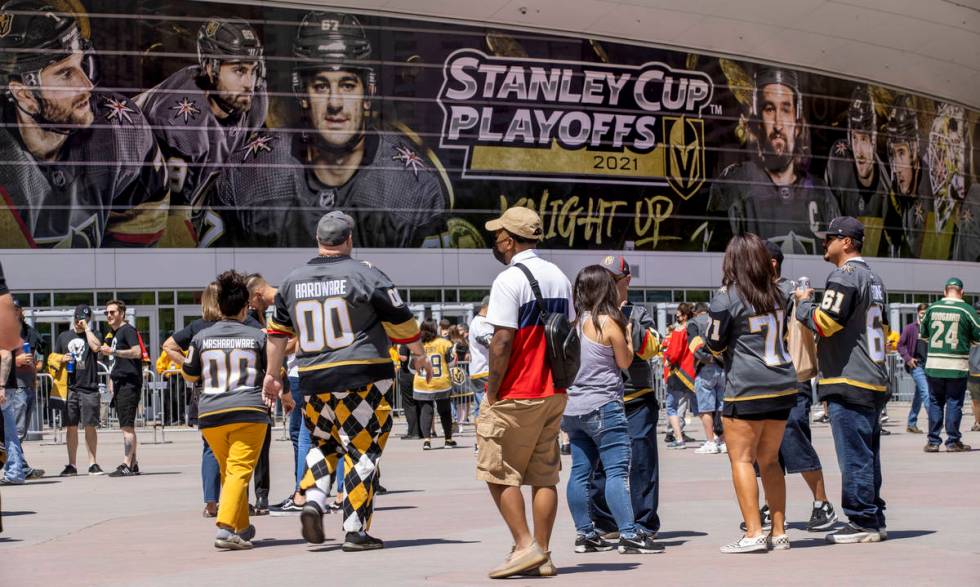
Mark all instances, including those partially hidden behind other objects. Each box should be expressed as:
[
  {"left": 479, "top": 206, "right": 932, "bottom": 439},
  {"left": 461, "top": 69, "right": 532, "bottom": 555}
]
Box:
[{"left": 413, "top": 337, "right": 454, "bottom": 393}]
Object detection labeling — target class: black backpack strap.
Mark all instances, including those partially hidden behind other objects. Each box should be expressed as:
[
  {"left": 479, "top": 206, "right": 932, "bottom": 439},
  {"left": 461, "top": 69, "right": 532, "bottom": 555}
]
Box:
[{"left": 514, "top": 263, "right": 550, "bottom": 321}]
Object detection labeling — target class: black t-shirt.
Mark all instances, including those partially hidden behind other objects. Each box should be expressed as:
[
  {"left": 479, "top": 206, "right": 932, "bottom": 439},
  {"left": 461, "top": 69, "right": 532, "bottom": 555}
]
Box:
[
  {"left": 14, "top": 322, "right": 44, "bottom": 388},
  {"left": 55, "top": 330, "right": 100, "bottom": 392},
  {"left": 104, "top": 323, "right": 141, "bottom": 381},
  {"left": 0, "top": 261, "right": 7, "bottom": 295},
  {"left": 172, "top": 316, "right": 263, "bottom": 352}
]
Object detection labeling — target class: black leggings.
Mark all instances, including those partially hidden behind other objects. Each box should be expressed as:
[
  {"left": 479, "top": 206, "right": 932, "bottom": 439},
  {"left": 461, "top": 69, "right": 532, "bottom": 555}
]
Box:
[{"left": 420, "top": 398, "right": 453, "bottom": 440}]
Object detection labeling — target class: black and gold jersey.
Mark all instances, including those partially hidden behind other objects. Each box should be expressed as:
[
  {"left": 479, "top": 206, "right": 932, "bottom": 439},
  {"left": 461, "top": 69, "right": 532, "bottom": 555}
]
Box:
[
  {"left": 268, "top": 255, "right": 420, "bottom": 395},
  {"left": 413, "top": 337, "right": 453, "bottom": 393},
  {"left": 796, "top": 257, "right": 889, "bottom": 408}
]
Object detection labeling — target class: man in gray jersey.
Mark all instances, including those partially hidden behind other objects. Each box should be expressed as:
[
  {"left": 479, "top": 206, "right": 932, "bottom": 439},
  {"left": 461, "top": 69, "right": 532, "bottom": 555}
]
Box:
[
  {"left": 796, "top": 216, "right": 890, "bottom": 544},
  {"left": 210, "top": 11, "right": 447, "bottom": 248},
  {"left": 135, "top": 17, "right": 267, "bottom": 247},
  {"left": 0, "top": 0, "right": 169, "bottom": 248},
  {"left": 263, "top": 211, "right": 432, "bottom": 552}
]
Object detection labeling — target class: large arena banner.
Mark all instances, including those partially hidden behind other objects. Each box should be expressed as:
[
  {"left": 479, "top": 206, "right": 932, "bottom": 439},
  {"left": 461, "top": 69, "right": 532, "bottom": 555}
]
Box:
[{"left": 0, "top": 1, "right": 977, "bottom": 259}]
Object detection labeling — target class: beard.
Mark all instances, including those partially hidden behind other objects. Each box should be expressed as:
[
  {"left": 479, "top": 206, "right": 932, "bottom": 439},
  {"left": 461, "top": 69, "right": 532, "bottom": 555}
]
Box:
[
  {"left": 38, "top": 94, "right": 94, "bottom": 129},
  {"left": 760, "top": 131, "right": 794, "bottom": 173},
  {"left": 492, "top": 245, "right": 507, "bottom": 265}
]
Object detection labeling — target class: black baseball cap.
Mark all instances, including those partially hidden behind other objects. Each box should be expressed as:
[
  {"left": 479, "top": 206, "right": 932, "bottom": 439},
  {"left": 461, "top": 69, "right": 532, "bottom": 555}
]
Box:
[
  {"left": 818, "top": 216, "right": 864, "bottom": 243},
  {"left": 763, "top": 240, "right": 784, "bottom": 265},
  {"left": 74, "top": 304, "right": 92, "bottom": 321}
]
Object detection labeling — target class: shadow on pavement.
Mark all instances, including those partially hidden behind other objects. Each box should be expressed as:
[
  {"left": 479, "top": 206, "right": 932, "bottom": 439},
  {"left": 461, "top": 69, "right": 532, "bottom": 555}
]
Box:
[
  {"left": 656, "top": 530, "right": 708, "bottom": 539},
  {"left": 559, "top": 562, "right": 642, "bottom": 575},
  {"left": 375, "top": 506, "right": 417, "bottom": 512},
  {"left": 0, "top": 537, "right": 23, "bottom": 543},
  {"left": 885, "top": 530, "right": 936, "bottom": 540},
  {"left": 6, "top": 480, "right": 59, "bottom": 486},
  {"left": 1, "top": 510, "right": 36, "bottom": 516},
  {"left": 128, "top": 471, "right": 182, "bottom": 476},
  {"left": 253, "top": 538, "right": 312, "bottom": 548},
  {"left": 375, "top": 489, "right": 423, "bottom": 495},
  {"left": 384, "top": 538, "right": 480, "bottom": 549}
]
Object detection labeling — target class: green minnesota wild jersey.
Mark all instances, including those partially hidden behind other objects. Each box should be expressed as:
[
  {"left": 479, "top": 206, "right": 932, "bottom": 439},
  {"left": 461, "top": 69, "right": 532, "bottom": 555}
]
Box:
[
  {"left": 796, "top": 257, "right": 889, "bottom": 408},
  {"left": 920, "top": 297, "right": 980, "bottom": 379},
  {"left": 267, "top": 255, "right": 420, "bottom": 395}
]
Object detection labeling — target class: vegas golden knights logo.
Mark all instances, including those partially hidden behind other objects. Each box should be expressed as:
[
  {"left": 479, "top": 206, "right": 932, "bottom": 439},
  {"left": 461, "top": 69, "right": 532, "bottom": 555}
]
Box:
[
  {"left": 0, "top": 13, "right": 12, "bottom": 38},
  {"left": 205, "top": 20, "right": 220, "bottom": 38},
  {"left": 664, "top": 116, "right": 705, "bottom": 200}
]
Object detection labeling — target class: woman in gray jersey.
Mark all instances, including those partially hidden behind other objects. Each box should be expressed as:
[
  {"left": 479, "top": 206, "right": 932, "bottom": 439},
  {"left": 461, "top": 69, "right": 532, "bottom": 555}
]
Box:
[
  {"left": 707, "top": 235, "right": 798, "bottom": 554},
  {"left": 562, "top": 266, "right": 661, "bottom": 555}
]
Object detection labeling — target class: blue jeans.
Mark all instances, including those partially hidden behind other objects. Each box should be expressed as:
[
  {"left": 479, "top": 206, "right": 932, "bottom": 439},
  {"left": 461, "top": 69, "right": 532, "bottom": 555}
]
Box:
[
  {"left": 202, "top": 436, "right": 220, "bottom": 503},
  {"left": 591, "top": 395, "right": 660, "bottom": 534},
  {"left": 471, "top": 377, "right": 486, "bottom": 420},
  {"left": 695, "top": 363, "right": 724, "bottom": 413},
  {"left": 336, "top": 457, "right": 345, "bottom": 493},
  {"left": 2, "top": 389, "right": 26, "bottom": 482},
  {"left": 907, "top": 367, "right": 931, "bottom": 428},
  {"left": 926, "top": 376, "right": 967, "bottom": 446},
  {"left": 828, "top": 400, "right": 885, "bottom": 530},
  {"left": 564, "top": 401, "right": 637, "bottom": 538},
  {"left": 779, "top": 384, "right": 822, "bottom": 474},
  {"left": 288, "top": 376, "right": 312, "bottom": 490}
]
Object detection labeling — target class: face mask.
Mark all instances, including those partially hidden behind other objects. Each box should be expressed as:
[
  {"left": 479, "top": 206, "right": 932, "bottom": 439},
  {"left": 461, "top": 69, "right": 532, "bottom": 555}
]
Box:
[{"left": 492, "top": 243, "right": 508, "bottom": 265}]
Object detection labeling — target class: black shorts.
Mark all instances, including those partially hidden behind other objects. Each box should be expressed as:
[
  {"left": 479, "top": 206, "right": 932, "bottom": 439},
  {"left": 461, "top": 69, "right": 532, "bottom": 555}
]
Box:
[
  {"left": 722, "top": 398, "right": 793, "bottom": 421},
  {"left": 112, "top": 378, "right": 142, "bottom": 428},
  {"left": 66, "top": 389, "right": 101, "bottom": 428}
]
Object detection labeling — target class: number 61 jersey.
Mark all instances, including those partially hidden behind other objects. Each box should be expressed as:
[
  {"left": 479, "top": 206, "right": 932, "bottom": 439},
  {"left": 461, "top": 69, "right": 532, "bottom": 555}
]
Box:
[
  {"left": 796, "top": 258, "right": 889, "bottom": 409},
  {"left": 267, "top": 255, "right": 421, "bottom": 396},
  {"left": 181, "top": 320, "right": 269, "bottom": 428}
]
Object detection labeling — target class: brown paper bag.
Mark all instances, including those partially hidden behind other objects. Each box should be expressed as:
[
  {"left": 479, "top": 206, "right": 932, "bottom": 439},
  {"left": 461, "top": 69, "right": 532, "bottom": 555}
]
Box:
[{"left": 787, "top": 313, "right": 818, "bottom": 381}]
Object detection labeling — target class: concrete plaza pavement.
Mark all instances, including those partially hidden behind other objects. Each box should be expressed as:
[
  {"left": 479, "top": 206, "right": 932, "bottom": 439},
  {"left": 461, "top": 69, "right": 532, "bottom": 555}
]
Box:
[{"left": 1, "top": 404, "right": 978, "bottom": 586}]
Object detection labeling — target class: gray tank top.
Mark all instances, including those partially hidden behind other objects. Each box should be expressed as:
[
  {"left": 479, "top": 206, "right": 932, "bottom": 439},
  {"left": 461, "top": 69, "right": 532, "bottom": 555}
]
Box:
[{"left": 566, "top": 314, "right": 626, "bottom": 416}]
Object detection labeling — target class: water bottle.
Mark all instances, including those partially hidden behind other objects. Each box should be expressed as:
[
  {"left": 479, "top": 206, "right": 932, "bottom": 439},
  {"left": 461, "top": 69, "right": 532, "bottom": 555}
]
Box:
[{"left": 797, "top": 276, "right": 811, "bottom": 292}]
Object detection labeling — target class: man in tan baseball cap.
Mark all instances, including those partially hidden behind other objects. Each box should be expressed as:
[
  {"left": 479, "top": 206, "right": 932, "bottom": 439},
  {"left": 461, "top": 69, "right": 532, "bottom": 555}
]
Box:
[{"left": 485, "top": 206, "right": 544, "bottom": 265}]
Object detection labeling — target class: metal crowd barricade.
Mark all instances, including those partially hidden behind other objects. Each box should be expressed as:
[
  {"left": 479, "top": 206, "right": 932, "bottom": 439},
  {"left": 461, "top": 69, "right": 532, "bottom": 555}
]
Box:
[
  {"left": 449, "top": 360, "right": 476, "bottom": 429},
  {"left": 34, "top": 373, "right": 66, "bottom": 445}
]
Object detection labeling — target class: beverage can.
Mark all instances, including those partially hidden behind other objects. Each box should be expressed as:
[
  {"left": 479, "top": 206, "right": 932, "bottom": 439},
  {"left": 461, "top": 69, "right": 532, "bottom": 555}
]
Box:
[
  {"left": 67, "top": 354, "right": 76, "bottom": 374},
  {"left": 22, "top": 341, "right": 30, "bottom": 354},
  {"left": 797, "top": 276, "right": 811, "bottom": 291}
]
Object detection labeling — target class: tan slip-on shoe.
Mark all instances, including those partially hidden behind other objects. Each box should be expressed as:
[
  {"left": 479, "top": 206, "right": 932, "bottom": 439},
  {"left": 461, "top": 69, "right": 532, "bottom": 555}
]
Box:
[
  {"left": 519, "top": 551, "right": 557, "bottom": 577},
  {"left": 489, "top": 542, "right": 548, "bottom": 579}
]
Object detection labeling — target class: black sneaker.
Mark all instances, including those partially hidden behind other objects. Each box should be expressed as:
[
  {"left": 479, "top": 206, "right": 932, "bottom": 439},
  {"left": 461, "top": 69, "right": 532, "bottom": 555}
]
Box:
[
  {"left": 740, "top": 505, "right": 772, "bottom": 532},
  {"left": 108, "top": 464, "right": 136, "bottom": 477},
  {"left": 131, "top": 462, "right": 141, "bottom": 475},
  {"left": 664, "top": 432, "right": 675, "bottom": 444},
  {"left": 59, "top": 464, "right": 78, "bottom": 477},
  {"left": 444, "top": 438, "right": 458, "bottom": 448},
  {"left": 826, "top": 522, "right": 881, "bottom": 544},
  {"left": 947, "top": 441, "right": 972, "bottom": 452},
  {"left": 574, "top": 533, "right": 615, "bottom": 553},
  {"left": 422, "top": 440, "right": 432, "bottom": 450},
  {"left": 88, "top": 464, "right": 105, "bottom": 476},
  {"left": 342, "top": 531, "right": 384, "bottom": 551},
  {"left": 253, "top": 495, "right": 269, "bottom": 515},
  {"left": 807, "top": 502, "right": 838, "bottom": 532},
  {"left": 618, "top": 532, "right": 665, "bottom": 554},
  {"left": 682, "top": 433, "right": 697, "bottom": 443},
  {"left": 271, "top": 497, "right": 304, "bottom": 514},
  {"left": 879, "top": 428, "right": 891, "bottom": 436},
  {"left": 300, "top": 502, "right": 326, "bottom": 544}
]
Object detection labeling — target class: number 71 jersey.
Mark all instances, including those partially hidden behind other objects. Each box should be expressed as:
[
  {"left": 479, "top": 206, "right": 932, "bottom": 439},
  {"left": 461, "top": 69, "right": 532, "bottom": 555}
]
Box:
[
  {"left": 267, "top": 255, "right": 421, "bottom": 395},
  {"left": 798, "top": 258, "right": 889, "bottom": 408}
]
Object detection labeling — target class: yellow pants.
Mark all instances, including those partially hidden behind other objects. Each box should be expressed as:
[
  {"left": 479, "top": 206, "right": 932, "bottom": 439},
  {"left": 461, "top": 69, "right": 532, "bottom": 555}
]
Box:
[{"left": 202, "top": 421, "right": 268, "bottom": 533}]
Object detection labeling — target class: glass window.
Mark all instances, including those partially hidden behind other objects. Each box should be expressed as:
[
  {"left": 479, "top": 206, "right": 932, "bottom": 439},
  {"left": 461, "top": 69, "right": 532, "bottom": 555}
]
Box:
[
  {"left": 116, "top": 291, "right": 156, "bottom": 306},
  {"left": 53, "top": 292, "right": 95, "bottom": 307},
  {"left": 459, "top": 289, "right": 490, "bottom": 302},
  {"left": 685, "top": 290, "right": 710, "bottom": 302},
  {"left": 97, "top": 291, "right": 114, "bottom": 306},
  {"left": 12, "top": 292, "right": 30, "bottom": 308},
  {"left": 177, "top": 291, "right": 199, "bottom": 305},
  {"left": 159, "top": 308, "right": 175, "bottom": 339},
  {"left": 31, "top": 292, "right": 52, "bottom": 307},
  {"left": 443, "top": 289, "right": 458, "bottom": 302},
  {"left": 645, "top": 290, "right": 671, "bottom": 303},
  {"left": 627, "top": 289, "right": 644, "bottom": 303},
  {"left": 888, "top": 293, "right": 905, "bottom": 304},
  {"left": 158, "top": 290, "right": 176, "bottom": 305},
  {"left": 409, "top": 289, "right": 440, "bottom": 303}
]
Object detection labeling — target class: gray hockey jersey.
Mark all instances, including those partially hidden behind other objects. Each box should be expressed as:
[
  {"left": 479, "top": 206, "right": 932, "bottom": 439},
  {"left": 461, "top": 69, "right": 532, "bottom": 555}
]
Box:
[
  {"left": 135, "top": 65, "right": 268, "bottom": 207},
  {"left": 268, "top": 255, "right": 421, "bottom": 395},
  {"left": 209, "top": 129, "right": 446, "bottom": 248},
  {"left": 0, "top": 95, "right": 169, "bottom": 248},
  {"left": 796, "top": 257, "right": 889, "bottom": 408},
  {"left": 706, "top": 286, "right": 798, "bottom": 408},
  {"left": 182, "top": 319, "right": 269, "bottom": 428}
]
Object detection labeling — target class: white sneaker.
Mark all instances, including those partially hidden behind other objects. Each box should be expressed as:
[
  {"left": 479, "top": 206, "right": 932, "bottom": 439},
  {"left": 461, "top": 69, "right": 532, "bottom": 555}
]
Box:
[
  {"left": 720, "top": 534, "right": 768, "bottom": 554},
  {"left": 695, "top": 441, "right": 720, "bottom": 454},
  {"left": 768, "top": 534, "right": 790, "bottom": 550},
  {"left": 718, "top": 442, "right": 728, "bottom": 454}
]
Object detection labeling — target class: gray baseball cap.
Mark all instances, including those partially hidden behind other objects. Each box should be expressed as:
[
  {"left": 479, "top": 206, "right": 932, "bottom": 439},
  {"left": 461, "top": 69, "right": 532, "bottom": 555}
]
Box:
[{"left": 316, "top": 211, "right": 354, "bottom": 245}]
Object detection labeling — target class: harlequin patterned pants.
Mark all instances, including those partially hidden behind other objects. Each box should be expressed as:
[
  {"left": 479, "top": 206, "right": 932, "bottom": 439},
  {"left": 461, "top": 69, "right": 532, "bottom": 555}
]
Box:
[{"left": 300, "top": 380, "right": 393, "bottom": 533}]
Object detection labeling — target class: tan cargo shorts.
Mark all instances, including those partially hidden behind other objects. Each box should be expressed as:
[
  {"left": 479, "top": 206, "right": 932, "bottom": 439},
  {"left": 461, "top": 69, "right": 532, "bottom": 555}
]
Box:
[{"left": 476, "top": 393, "right": 567, "bottom": 487}]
